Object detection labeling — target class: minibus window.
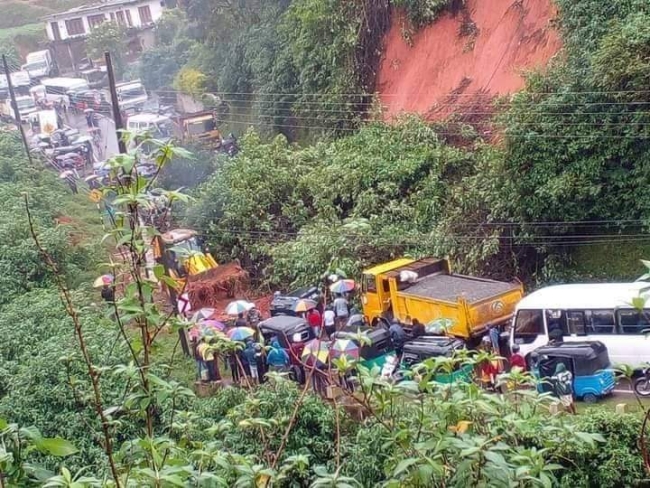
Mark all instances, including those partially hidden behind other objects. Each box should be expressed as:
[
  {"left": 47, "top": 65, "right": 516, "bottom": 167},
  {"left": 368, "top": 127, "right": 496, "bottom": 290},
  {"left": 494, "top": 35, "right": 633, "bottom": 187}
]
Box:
[
  {"left": 567, "top": 311, "right": 585, "bottom": 335},
  {"left": 514, "top": 310, "right": 544, "bottom": 336}
]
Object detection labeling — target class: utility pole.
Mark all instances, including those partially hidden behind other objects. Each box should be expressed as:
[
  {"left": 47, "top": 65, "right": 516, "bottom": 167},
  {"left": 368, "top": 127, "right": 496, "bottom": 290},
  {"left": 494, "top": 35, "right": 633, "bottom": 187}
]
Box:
[
  {"left": 104, "top": 51, "right": 127, "bottom": 154},
  {"left": 2, "top": 55, "right": 34, "bottom": 165}
]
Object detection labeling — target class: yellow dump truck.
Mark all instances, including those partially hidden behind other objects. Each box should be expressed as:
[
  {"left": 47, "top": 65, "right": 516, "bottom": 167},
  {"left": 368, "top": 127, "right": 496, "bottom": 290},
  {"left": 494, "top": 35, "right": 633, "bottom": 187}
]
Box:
[
  {"left": 361, "top": 258, "right": 523, "bottom": 339},
  {"left": 177, "top": 111, "right": 221, "bottom": 147}
]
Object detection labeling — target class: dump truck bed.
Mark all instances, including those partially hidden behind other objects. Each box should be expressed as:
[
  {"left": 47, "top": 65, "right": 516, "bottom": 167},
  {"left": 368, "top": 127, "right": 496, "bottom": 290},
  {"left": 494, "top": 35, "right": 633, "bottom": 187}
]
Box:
[{"left": 403, "top": 274, "right": 520, "bottom": 304}]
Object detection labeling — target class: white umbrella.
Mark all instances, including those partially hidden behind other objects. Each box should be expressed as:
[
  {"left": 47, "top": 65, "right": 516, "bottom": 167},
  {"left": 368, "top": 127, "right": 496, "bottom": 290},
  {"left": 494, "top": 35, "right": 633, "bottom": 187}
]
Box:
[{"left": 225, "top": 300, "right": 254, "bottom": 316}]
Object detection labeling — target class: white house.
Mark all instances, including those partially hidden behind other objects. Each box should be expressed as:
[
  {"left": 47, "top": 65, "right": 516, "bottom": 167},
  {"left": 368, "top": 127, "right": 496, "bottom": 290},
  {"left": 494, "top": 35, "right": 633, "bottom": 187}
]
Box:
[
  {"left": 43, "top": 0, "right": 168, "bottom": 71},
  {"left": 45, "top": 0, "right": 166, "bottom": 42}
]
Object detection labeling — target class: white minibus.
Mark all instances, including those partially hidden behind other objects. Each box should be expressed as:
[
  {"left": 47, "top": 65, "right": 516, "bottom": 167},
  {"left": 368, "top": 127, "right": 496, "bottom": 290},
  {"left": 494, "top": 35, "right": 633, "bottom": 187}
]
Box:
[{"left": 510, "top": 282, "right": 650, "bottom": 368}]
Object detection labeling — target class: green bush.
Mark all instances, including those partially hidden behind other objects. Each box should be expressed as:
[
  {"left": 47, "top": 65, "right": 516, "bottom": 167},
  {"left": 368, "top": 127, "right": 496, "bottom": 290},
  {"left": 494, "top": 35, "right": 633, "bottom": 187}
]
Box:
[
  {"left": 556, "top": 409, "right": 644, "bottom": 488},
  {"left": 393, "top": 0, "right": 461, "bottom": 28}
]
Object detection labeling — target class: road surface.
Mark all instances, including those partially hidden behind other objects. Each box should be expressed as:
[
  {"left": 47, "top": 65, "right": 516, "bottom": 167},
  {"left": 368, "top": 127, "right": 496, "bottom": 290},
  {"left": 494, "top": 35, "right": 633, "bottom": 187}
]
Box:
[{"left": 66, "top": 111, "right": 119, "bottom": 160}]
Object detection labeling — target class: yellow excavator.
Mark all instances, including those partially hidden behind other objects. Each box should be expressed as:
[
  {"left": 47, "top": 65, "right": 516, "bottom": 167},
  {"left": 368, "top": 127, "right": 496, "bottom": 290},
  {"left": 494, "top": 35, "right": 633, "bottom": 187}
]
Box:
[
  {"left": 152, "top": 228, "right": 248, "bottom": 309},
  {"left": 151, "top": 228, "right": 218, "bottom": 296}
]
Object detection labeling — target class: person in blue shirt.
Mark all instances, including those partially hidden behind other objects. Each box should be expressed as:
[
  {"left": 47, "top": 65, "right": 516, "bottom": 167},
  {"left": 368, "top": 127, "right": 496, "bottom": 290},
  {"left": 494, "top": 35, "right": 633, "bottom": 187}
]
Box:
[
  {"left": 266, "top": 337, "right": 290, "bottom": 372},
  {"left": 389, "top": 319, "right": 407, "bottom": 356},
  {"left": 243, "top": 339, "right": 260, "bottom": 383}
]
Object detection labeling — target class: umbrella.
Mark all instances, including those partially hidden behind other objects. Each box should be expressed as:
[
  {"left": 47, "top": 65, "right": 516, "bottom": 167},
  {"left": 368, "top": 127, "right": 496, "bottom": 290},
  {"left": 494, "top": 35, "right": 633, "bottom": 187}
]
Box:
[
  {"left": 294, "top": 299, "right": 317, "bottom": 313},
  {"left": 330, "top": 339, "right": 360, "bottom": 360},
  {"left": 177, "top": 293, "right": 192, "bottom": 316},
  {"left": 192, "top": 308, "right": 217, "bottom": 322},
  {"left": 225, "top": 300, "right": 254, "bottom": 316},
  {"left": 329, "top": 279, "right": 356, "bottom": 294},
  {"left": 301, "top": 339, "right": 330, "bottom": 367},
  {"left": 93, "top": 274, "right": 114, "bottom": 288},
  {"left": 84, "top": 174, "right": 100, "bottom": 182},
  {"left": 188, "top": 321, "right": 226, "bottom": 341},
  {"left": 227, "top": 326, "right": 255, "bottom": 342},
  {"left": 200, "top": 319, "right": 226, "bottom": 332},
  {"left": 59, "top": 170, "right": 75, "bottom": 178},
  {"left": 426, "top": 318, "right": 454, "bottom": 335}
]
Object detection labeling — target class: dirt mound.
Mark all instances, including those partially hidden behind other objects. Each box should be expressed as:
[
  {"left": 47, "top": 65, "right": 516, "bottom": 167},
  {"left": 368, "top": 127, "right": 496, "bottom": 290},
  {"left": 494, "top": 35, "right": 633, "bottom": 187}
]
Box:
[
  {"left": 376, "top": 0, "right": 561, "bottom": 119},
  {"left": 186, "top": 262, "right": 249, "bottom": 309}
]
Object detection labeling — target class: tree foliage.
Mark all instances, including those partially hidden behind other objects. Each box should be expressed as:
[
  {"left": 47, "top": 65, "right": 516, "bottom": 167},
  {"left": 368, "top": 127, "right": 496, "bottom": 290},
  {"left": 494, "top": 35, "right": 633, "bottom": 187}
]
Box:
[
  {"left": 86, "top": 22, "right": 128, "bottom": 76},
  {"left": 393, "top": 0, "right": 462, "bottom": 29}
]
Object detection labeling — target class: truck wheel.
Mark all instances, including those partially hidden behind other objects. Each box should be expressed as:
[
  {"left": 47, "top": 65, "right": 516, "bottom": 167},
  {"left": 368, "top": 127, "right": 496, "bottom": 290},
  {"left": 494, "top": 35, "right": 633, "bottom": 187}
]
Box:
[{"left": 582, "top": 393, "right": 598, "bottom": 404}]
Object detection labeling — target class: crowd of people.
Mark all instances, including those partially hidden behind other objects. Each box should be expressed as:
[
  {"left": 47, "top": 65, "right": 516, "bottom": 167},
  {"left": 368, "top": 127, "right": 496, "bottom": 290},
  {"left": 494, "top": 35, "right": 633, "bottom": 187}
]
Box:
[{"left": 99, "top": 280, "right": 578, "bottom": 412}]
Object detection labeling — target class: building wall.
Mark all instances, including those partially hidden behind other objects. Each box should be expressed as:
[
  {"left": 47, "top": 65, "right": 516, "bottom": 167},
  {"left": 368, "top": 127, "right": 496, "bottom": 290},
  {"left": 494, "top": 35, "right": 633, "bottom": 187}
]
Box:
[{"left": 45, "top": 0, "right": 165, "bottom": 41}]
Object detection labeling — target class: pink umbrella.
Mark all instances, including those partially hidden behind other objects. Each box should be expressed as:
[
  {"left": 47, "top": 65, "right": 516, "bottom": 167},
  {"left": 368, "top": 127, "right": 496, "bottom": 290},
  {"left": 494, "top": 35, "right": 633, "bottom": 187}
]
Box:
[
  {"left": 188, "top": 321, "right": 226, "bottom": 340},
  {"left": 200, "top": 319, "right": 226, "bottom": 332},
  {"left": 192, "top": 308, "right": 217, "bottom": 322}
]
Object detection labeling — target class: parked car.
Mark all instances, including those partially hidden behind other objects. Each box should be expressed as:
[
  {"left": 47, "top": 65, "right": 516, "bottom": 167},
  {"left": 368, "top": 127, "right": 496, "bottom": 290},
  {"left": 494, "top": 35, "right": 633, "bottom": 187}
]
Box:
[{"left": 270, "top": 286, "right": 322, "bottom": 316}]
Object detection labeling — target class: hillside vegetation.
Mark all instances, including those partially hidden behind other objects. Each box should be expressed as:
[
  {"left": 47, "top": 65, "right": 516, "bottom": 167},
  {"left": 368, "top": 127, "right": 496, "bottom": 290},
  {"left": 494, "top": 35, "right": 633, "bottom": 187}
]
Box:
[
  {"left": 1, "top": 0, "right": 650, "bottom": 486},
  {"left": 151, "top": 0, "right": 650, "bottom": 286}
]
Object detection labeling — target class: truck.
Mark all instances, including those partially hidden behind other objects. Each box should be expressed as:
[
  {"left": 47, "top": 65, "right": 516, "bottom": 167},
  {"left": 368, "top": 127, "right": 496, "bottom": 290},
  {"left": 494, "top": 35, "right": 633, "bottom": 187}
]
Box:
[
  {"left": 114, "top": 80, "right": 148, "bottom": 113},
  {"left": 21, "top": 50, "right": 55, "bottom": 80},
  {"left": 360, "top": 258, "right": 524, "bottom": 340},
  {"left": 1, "top": 96, "right": 37, "bottom": 124},
  {"left": 0, "top": 71, "right": 32, "bottom": 97},
  {"left": 176, "top": 111, "right": 221, "bottom": 146}
]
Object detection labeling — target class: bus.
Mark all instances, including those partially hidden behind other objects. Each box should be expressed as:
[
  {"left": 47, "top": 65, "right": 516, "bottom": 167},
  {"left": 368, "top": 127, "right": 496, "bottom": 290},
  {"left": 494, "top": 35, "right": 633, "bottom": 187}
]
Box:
[
  {"left": 35, "top": 78, "right": 90, "bottom": 104},
  {"left": 510, "top": 282, "right": 650, "bottom": 368}
]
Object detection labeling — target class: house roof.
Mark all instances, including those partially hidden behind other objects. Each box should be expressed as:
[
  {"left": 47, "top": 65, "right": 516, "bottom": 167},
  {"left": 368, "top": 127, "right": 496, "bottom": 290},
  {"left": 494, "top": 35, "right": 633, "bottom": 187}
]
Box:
[{"left": 44, "top": 0, "right": 155, "bottom": 21}]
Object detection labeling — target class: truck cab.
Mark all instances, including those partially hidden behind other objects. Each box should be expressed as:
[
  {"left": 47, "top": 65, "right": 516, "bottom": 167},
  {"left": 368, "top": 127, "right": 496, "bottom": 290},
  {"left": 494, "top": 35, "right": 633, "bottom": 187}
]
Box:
[
  {"left": 1, "top": 96, "right": 37, "bottom": 124},
  {"left": 361, "top": 258, "right": 419, "bottom": 324},
  {"left": 22, "top": 50, "right": 54, "bottom": 80}
]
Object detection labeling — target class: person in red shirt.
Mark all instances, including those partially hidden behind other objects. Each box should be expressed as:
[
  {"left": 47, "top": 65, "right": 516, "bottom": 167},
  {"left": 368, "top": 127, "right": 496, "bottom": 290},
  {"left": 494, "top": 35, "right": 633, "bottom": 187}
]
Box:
[
  {"left": 307, "top": 308, "right": 322, "bottom": 337},
  {"left": 509, "top": 344, "right": 527, "bottom": 371}
]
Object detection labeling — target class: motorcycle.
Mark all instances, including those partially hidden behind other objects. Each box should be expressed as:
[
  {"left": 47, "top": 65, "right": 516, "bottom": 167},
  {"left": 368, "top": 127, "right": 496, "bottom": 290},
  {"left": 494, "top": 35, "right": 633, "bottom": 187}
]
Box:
[{"left": 634, "top": 368, "right": 650, "bottom": 397}]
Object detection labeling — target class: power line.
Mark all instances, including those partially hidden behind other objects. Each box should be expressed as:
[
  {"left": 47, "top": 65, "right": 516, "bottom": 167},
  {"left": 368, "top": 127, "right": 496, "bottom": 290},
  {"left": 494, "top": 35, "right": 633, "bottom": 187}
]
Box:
[{"left": 149, "top": 89, "right": 650, "bottom": 97}]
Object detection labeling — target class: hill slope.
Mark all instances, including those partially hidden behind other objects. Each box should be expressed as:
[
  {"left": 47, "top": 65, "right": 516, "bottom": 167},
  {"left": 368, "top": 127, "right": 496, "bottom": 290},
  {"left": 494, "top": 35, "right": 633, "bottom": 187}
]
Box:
[{"left": 377, "top": 0, "right": 561, "bottom": 119}]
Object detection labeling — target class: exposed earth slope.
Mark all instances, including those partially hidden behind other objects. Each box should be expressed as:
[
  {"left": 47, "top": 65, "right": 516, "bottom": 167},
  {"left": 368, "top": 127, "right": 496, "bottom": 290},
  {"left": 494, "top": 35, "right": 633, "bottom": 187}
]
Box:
[{"left": 377, "top": 0, "right": 561, "bottom": 119}]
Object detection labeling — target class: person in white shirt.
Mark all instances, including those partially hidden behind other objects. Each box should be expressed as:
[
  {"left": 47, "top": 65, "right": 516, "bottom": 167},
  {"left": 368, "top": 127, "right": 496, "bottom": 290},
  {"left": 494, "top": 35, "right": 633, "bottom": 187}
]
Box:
[
  {"left": 333, "top": 294, "right": 349, "bottom": 329},
  {"left": 323, "top": 305, "right": 336, "bottom": 338}
]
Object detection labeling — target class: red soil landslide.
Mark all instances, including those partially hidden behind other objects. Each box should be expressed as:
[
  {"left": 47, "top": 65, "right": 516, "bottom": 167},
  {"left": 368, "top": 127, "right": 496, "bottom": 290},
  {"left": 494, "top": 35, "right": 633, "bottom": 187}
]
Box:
[
  {"left": 376, "top": 0, "right": 561, "bottom": 119},
  {"left": 186, "top": 262, "right": 249, "bottom": 309}
]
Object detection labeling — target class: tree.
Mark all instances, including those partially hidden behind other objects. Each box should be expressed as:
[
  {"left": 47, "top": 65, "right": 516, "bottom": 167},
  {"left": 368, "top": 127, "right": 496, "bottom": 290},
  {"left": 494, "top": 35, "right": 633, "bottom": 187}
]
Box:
[
  {"left": 85, "top": 21, "right": 127, "bottom": 76},
  {"left": 592, "top": 13, "right": 650, "bottom": 93},
  {"left": 173, "top": 66, "right": 207, "bottom": 96}
]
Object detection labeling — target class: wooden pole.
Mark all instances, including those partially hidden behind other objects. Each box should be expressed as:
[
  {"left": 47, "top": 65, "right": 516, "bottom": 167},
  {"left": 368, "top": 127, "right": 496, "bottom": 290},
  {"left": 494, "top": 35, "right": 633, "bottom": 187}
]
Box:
[
  {"left": 2, "top": 55, "right": 34, "bottom": 166},
  {"left": 104, "top": 51, "right": 127, "bottom": 154}
]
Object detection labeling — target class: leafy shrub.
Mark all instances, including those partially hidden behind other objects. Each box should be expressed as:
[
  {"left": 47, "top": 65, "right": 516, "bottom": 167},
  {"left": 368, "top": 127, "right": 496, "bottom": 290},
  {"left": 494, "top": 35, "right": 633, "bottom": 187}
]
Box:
[
  {"left": 393, "top": 0, "right": 462, "bottom": 28},
  {"left": 556, "top": 409, "right": 644, "bottom": 488},
  {"left": 191, "top": 380, "right": 338, "bottom": 467}
]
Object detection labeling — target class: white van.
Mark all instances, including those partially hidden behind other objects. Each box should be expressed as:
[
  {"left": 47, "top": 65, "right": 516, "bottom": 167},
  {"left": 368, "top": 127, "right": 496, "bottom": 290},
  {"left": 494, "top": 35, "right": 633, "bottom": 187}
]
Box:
[
  {"left": 126, "top": 113, "right": 173, "bottom": 139},
  {"left": 510, "top": 282, "right": 650, "bottom": 368}
]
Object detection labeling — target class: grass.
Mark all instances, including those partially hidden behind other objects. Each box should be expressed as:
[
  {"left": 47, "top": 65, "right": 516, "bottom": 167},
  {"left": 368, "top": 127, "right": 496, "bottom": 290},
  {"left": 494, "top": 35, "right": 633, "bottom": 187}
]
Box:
[
  {"left": 155, "top": 329, "right": 197, "bottom": 387},
  {"left": 576, "top": 394, "right": 650, "bottom": 415},
  {"left": 0, "top": 23, "right": 43, "bottom": 44},
  {"left": 0, "top": 0, "right": 89, "bottom": 29}
]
